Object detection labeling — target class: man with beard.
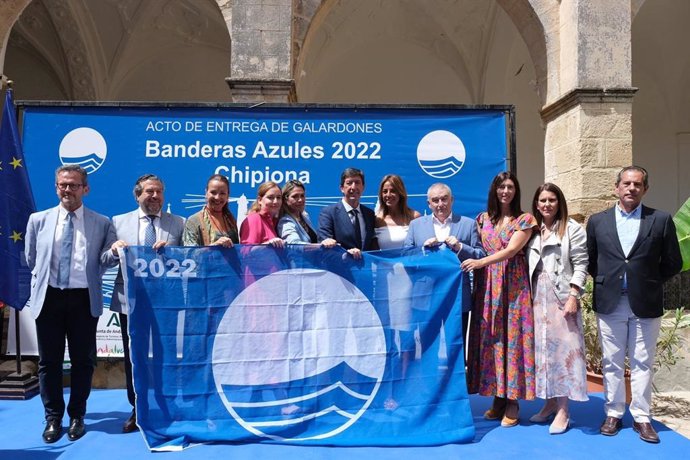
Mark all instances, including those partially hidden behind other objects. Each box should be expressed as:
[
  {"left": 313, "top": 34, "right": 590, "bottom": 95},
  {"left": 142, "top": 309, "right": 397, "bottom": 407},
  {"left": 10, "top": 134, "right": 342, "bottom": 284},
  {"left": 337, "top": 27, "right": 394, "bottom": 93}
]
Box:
[{"left": 108, "top": 174, "right": 185, "bottom": 433}]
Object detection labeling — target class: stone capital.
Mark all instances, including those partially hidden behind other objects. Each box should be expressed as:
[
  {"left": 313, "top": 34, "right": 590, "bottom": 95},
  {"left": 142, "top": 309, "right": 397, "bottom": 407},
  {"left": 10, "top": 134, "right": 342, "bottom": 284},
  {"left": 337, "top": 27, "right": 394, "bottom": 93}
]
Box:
[
  {"left": 540, "top": 87, "right": 637, "bottom": 123},
  {"left": 225, "top": 78, "right": 296, "bottom": 103}
]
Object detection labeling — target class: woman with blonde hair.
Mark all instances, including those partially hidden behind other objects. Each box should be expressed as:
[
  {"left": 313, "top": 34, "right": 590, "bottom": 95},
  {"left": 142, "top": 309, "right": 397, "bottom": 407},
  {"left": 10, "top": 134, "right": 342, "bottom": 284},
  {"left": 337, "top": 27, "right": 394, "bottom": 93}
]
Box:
[{"left": 240, "top": 181, "right": 284, "bottom": 247}]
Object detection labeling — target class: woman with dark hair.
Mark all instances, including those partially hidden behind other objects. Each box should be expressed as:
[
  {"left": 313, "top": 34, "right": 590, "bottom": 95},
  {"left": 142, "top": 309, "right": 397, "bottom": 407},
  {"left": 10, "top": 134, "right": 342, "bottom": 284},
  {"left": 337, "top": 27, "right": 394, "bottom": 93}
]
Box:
[
  {"left": 277, "top": 180, "right": 321, "bottom": 245},
  {"left": 240, "top": 181, "right": 285, "bottom": 247},
  {"left": 526, "top": 183, "right": 588, "bottom": 434},
  {"left": 182, "top": 174, "right": 238, "bottom": 246},
  {"left": 461, "top": 171, "right": 537, "bottom": 427}
]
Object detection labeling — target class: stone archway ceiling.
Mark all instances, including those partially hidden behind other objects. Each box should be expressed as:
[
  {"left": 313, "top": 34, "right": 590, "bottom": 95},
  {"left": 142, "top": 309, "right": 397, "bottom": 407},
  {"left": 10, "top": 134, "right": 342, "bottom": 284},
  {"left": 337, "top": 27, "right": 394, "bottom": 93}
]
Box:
[
  {"left": 295, "top": 0, "right": 504, "bottom": 103},
  {"left": 9, "top": 0, "right": 230, "bottom": 100},
  {"left": 295, "top": 0, "right": 554, "bottom": 105}
]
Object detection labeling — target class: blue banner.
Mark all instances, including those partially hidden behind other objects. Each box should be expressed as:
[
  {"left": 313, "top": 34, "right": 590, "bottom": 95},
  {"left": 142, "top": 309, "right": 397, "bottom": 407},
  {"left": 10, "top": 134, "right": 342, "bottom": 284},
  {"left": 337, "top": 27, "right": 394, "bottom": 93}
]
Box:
[
  {"left": 121, "top": 245, "right": 473, "bottom": 450},
  {"left": 21, "top": 105, "right": 507, "bottom": 223},
  {"left": 0, "top": 89, "right": 35, "bottom": 309}
]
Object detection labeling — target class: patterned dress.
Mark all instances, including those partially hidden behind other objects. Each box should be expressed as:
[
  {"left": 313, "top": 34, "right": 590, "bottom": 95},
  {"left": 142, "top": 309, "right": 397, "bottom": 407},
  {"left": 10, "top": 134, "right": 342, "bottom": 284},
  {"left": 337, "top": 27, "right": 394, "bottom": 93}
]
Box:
[
  {"left": 467, "top": 212, "right": 537, "bottom": 400},
  {"left": 532, "top": 229, "right": 588, "bottom": 401}
]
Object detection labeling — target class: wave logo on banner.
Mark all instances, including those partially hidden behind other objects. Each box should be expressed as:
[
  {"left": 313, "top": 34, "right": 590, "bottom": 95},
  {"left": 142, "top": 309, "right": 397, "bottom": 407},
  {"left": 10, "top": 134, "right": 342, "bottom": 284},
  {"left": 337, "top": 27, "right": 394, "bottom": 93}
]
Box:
[
  {"left": 416, "top": 130, "right": 466, "bottom": 179},
  {"left": 58, "top": 127, "right": 107, "bottom": 174},
  {"left": 212, "top": 268, "right": 386, "bottom": 441}
]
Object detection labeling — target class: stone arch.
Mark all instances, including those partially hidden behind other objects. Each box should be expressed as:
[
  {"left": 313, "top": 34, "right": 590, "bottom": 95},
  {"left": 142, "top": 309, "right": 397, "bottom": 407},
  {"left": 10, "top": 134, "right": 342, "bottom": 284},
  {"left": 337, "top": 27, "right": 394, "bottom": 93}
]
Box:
[
  {"left": 294, "top": 0, "right": 556, "bottom": 106},
  {"left": 4, "top": 0, "right": 232, "bottom": 101},
  {"left": 0, "top": 0, "right": 30, "bottom": 78},
  {"left": 631, "top": 0, "right": 690, "bottom": 210}
]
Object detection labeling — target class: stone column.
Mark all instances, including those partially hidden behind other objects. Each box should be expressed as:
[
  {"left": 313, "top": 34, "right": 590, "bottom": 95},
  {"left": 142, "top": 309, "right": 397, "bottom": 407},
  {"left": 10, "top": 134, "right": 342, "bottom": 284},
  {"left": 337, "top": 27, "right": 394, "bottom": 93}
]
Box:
[
  {"left": 539, "top": 0, "right": 635, "bottom": 220},
  {"left": 224, "top": 0, "right": 295, "bottom": 103},
  {"left": 540, "top": 88, "right": 636, "bottom": 221}
]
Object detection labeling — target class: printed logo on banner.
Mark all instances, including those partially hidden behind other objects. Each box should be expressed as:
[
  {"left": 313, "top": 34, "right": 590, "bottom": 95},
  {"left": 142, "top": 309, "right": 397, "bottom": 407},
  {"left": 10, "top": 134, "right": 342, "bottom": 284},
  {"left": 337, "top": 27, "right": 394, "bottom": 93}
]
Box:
[
  {"left": 58, "top": 127, "right": 108, "bottom": 174},
  {"left": 212, "top": 268, "right": 386, "bottom": 441},
  {"left": 416, "top": 130, "right": 466, "bottom": 179}
]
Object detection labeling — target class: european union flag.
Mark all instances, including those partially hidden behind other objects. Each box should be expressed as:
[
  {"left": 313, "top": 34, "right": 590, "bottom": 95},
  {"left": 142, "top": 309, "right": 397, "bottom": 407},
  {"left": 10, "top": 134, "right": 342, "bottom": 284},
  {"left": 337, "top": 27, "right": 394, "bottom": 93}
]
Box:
[
  {"left": 122, "top": 245, "right": 474, "bottom": 451},
  {"left": 0, "top": 88, "right": 35, "bottom": 310}
]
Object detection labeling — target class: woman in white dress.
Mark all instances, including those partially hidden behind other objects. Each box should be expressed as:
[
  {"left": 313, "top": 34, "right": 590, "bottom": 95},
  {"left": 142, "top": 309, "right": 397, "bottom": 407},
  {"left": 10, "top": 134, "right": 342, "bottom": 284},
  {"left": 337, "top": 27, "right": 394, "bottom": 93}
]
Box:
[{"left": 375, "top": 174, "right": 420, "bottom": 409}]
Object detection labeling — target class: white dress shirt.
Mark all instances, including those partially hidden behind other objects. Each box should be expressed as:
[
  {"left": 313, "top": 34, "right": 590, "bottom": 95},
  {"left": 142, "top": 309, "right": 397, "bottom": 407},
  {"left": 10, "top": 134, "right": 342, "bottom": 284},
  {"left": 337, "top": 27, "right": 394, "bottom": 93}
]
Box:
[{"left": 49, "top": 205, "right": 88, "bottom": 288}]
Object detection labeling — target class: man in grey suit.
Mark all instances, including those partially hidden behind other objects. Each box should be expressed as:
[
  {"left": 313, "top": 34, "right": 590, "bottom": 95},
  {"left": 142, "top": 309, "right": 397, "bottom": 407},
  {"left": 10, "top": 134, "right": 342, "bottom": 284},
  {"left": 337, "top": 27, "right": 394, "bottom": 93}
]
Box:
[
  {"left": 108, "top": 174, "right": 184, "bottom": 433},
  {"left": 587, "top": 166, "right": 681, "bottom": 443},
  {"left": 404, "top": 183, "right": 485, "bottom": 363},
  {"left": 25, "top": 165, "right": 117, "bottom": 443}
]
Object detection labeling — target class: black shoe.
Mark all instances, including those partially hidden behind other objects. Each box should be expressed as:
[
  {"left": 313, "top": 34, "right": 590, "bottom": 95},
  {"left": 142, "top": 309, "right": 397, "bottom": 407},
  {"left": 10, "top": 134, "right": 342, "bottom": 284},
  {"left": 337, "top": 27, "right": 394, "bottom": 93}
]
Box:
[
  {"left": 122, "top": 410, "right": 137, "bottom": 433},
  {"left": 42, "top": 419, "right": 63, "bottom": 444},
  {"left": 67, "top": 417, "right": 86, "bottom": 441}
]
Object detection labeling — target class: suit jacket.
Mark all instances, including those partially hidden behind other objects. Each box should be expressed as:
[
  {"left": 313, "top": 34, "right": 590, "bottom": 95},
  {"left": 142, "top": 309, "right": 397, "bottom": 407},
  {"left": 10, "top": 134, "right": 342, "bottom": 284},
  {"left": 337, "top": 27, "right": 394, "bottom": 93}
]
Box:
[
  {"left": 317, "top": 202, "right": 377, "bottom": 250},
  {"left": 25, "top": 205, "right": 117, "bottom": 319},
  {"left": 107, "top": 209, "right": 185, "bottom": 314},
  {"left": 404, "top": 213, "right": 485, "bottom": 312},
  {"left": 527, "top": 219, "right": 588, "bottom": 303},
  {"left": 586, "top": 204, "right": 682, "bottom": 318},
  {"left": 278, "top": 212, "right": 317, "bottom": 244}
]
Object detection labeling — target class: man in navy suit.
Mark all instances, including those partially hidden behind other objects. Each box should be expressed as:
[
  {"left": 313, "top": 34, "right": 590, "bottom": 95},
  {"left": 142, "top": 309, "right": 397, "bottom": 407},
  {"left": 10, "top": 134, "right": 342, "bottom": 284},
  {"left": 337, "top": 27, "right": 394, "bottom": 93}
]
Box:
[
  {"left": 318, "top": 167, "right": 377, "bottom": 258},
  {"left": 25, "top": 165, "right": 117, "bottom": 443},
  {"left": 587, "top": 166, "right": 681, "bottom": 443},
  {"left": 107, "top": 174, "right": 185, "bottom": 433},
  {"left": 404, "top": 182, "right": 485, "bottom": 344}
]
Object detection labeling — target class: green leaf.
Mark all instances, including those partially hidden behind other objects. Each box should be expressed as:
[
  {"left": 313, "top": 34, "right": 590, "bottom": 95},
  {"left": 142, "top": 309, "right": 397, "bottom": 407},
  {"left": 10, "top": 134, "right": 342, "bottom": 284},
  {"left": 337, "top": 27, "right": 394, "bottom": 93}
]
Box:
[{"left": 673, "top": 196, "right": 690, "bottom": 272}]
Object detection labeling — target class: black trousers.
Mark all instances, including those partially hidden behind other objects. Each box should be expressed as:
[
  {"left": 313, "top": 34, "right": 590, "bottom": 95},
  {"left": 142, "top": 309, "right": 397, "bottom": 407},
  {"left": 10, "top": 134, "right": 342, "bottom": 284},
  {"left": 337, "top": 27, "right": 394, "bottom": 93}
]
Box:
[
  {"left": 35, "top": 286, "right": 98, "bottom": 422},
  {"left": 119, "top": 313, "right": 136, "bottom": 408}
]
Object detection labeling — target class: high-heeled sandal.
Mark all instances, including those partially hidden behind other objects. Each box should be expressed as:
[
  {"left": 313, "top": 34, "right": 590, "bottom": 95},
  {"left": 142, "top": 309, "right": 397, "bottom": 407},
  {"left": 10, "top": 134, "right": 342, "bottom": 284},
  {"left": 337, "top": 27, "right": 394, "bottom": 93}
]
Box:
[
  {"left": 501, "top": 400, "right": 520, "bottom": 427},
  {"left": 483, "top": 397, "right": 507, "bottom": 420}
]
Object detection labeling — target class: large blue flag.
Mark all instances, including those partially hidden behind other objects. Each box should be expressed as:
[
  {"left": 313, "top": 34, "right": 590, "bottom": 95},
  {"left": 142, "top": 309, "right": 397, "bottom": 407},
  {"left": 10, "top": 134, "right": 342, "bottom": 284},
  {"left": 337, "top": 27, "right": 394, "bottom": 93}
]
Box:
[
  {"left": 121, "top": 245, "right": 474, "bottom": 451},
  {"left": 0, "top": 88, "right": 35, "bottom": 310}
]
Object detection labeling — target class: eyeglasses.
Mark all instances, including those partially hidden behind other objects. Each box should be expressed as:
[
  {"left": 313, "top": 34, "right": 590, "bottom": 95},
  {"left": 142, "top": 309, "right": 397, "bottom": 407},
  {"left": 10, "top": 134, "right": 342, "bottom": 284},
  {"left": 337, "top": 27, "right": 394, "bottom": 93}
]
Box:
[{"left": 56, "top": 183, "right": 85, "bottom": 191}]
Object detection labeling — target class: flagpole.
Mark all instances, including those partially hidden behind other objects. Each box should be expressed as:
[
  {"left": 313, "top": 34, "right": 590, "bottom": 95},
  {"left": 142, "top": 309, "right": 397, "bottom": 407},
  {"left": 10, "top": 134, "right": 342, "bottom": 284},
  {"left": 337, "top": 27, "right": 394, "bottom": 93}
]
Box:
[{"left": 0, "top": 79, "right": 39, "bottom": 399}]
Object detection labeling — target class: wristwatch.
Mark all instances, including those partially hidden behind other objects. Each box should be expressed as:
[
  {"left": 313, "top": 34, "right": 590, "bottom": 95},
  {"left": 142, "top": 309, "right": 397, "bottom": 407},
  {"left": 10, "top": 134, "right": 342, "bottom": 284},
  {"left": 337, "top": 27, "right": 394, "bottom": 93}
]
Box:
[{"left": 569, "top": 290, "right": 582, "bottom": 300}]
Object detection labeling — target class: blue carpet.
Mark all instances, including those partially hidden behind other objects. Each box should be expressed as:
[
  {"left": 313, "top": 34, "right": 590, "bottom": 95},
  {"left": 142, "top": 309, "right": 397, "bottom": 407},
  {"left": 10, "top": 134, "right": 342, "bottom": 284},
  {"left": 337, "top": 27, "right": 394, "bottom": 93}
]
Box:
[{"left": 0, "top": 389, "right": 688, "bottom": 459}]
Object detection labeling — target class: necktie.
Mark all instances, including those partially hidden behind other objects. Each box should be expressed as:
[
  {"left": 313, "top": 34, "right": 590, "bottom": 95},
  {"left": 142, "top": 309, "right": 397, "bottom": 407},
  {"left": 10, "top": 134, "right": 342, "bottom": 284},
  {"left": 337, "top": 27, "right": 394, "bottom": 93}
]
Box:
[
  {"left": 58, "top": 212, "right": 75, "bottom": 289},
  {"left": 145, "top": 215, "right": 156, "bottom": 246},
  {"left": 352, "top": 209, "right": 363, "bottom": 249}
]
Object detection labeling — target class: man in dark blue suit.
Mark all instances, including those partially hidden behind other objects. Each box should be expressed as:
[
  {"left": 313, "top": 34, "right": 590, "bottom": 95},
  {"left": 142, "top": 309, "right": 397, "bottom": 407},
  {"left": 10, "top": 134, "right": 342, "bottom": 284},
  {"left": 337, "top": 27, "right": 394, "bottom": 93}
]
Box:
[
  {"left": 404, "top": 182, "right": 485, "bottom": 344},
  {"left": 318, "top": 167, "right": 377, "bottom": 258},
  {"left": 587, "top": 166, "right": 681, "bottom": 443}
]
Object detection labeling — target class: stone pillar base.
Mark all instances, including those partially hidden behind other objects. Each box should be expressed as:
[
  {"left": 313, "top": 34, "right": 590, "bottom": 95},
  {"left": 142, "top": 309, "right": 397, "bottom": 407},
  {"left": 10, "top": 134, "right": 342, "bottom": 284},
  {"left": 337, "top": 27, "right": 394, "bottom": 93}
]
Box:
[
  {"left": 540, "top": 87, "right": 637, "bottom": 220},
  {"left": 226, "top": 78, "right": 296, "bottom": 103}
]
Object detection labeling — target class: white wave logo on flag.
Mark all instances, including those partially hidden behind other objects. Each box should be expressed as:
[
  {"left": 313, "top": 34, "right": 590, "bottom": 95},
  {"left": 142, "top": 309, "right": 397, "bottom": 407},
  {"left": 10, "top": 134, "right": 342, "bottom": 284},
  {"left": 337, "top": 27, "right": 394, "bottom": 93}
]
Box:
[
  {"left": 416, "top": 130, "right": 466, "bottom": 178},
  {"left": 212, "top": 268, "right": 386, "bottom": 441},
  {"left": 58, "top": 127, "right": 107, "bottom": 174}
]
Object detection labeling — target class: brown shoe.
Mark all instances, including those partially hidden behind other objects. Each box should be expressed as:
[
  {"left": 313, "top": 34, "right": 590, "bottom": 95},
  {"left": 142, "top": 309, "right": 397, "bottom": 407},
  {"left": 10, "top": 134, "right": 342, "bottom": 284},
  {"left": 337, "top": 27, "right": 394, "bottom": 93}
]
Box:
[
  {"left": 483, "top": 397, "right": 507, "bottom": 420},
  {"left": 122, "top": 410, "right": 137, "bottom": 433},
  {"left": 633, "top": 421, "right": 660, "bottom": 444},
  {"left": 600, "top": 416, "right": 622, "bottom": 436}
]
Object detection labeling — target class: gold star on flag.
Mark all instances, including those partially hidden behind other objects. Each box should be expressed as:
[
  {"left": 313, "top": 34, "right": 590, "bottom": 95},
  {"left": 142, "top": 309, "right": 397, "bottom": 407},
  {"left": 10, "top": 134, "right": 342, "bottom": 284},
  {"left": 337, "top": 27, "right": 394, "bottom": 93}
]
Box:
[
  {"left": 10, "top": 230, "right": 23, "bottom": 243},
  {"left": 10, "top": 157, "right": 23, "bottom": 169}
]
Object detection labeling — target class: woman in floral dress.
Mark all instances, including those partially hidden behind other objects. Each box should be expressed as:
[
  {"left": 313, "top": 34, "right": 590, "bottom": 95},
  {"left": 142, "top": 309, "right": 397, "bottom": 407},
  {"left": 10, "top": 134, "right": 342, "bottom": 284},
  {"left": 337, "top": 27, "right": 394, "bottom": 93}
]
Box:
[{"left": 461, "top": 171, "right": 537, "bottom": 427}]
